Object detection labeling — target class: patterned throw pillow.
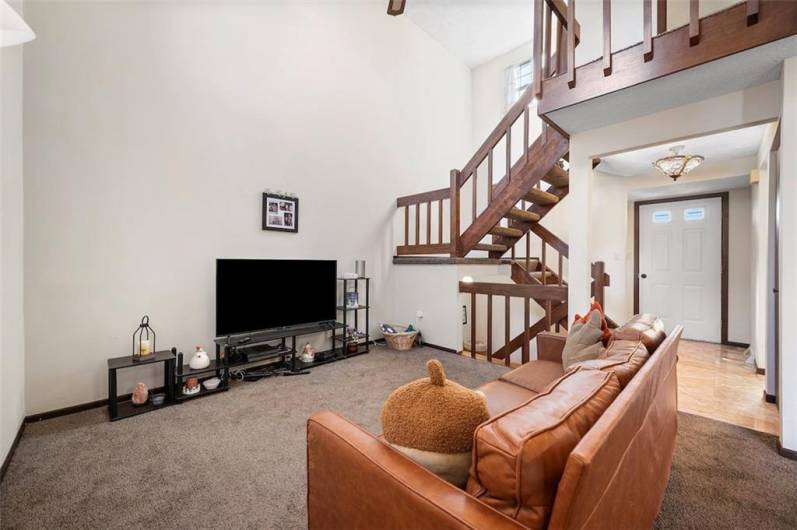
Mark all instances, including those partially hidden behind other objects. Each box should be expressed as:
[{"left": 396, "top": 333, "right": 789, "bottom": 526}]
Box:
[{"left": 562, "top": 310, "right": 605, "bottom": 369}]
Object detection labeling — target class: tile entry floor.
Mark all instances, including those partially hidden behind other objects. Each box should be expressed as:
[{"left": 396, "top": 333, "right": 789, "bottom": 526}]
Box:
[{"left": 676, "top": 339, "right": 779, "bottom": 435}]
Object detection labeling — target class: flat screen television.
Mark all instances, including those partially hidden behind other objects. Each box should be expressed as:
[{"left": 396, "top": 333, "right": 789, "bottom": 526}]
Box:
[{"left": 216, "top": 259, "right": 337, "bottom": 337}]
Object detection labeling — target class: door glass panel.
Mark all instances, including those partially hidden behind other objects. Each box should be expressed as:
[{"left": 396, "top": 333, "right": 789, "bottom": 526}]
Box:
[
  {"left": 652, "top": 210, "right": 672, "bottom": 223},
  {"left": 684, "top": 207, "right": 705, "bottom": 221}
]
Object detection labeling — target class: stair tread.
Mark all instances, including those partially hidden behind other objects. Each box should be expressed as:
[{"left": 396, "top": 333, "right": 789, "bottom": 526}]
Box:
[
  {"left": 544, "top": 165, "right": 569, "bottom": 188},
  {"left": 524, "top": 188, "right": 560, "bottom": 205},
  {"left": 489, "top": 226, "right": 524, "bottom": 238},
  {"left": 506, "top": 208, "right": 541, "bottom": 223},
  {"left": 474, "top": 243, "right": 509, "bottom": 252}
]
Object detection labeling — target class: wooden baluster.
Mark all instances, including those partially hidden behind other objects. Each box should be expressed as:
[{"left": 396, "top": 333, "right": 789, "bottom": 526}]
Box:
[
  {"left": 504, "top": 296, "right": 511, "bottom": 367},
  {"left": 522, "top": 297, "right": 530, "bottom": 364},
  {"left": 426, "top": 201, "right": 431, "bottom": 244},
  {"left": 643, "top": 0, "right": 653, "bottom": 61},
  {"left": 511, "top": 242, "right": 516, "bottom": 260},
  {"left": 657, "top": 0, "right": 667, "bottom": 34},
  {"left": 546, "top": 300, "right": 552, "bottom": 331},
  {"left": 558, "top": 253, "right": 563, "bottom": 287},
  {"left": 525, "top": 232, "right": 531, "bottom": 273},
  {"left": 567, "top": 0, "right": 576, "bottom": 88},
  {"left": 541, "top": 241, "right": 547, "bottom": 284},
  {"left": 450, "top": 170, "right": 461, "bottom": 257},
  {"left": 486, "top": 294, "right": 493, "bottom": 363},
  {"left": 506, "top": 126, "right": 512, "bottom": 182},
  {"left": 523, "top": 107, "right": 530, "bottom": 164},
  {"left": 472, "top": 168, "right": 478, "bottom": 221},
  {"left": 603, "top": 0, "right": 612, "bottom": 75},
  {"left": 415, "top": 202, "right": 420, "bottom": 245},
  {"left": 747, "top": 0, "right": 759, "bottom": 25},
  {"left": 488, "top": 150, "right": 494, "bottom": 203},
  {"left": 438, "top": 199, "right": 443, "bottom": 244},
  {"left": 556, "top": 22, "right": 565, "bottom": 75},
  {"left": 404, "top": 206, "right": 409, "bottom": 246},
  {"left": 470, "top": 292, "right": 476, "bottom": 359},
  {"left": 533, "top": 0, "right": 543, "bottom": 97},
  {"left": 544, "top": 5, "right": 552, "bottom": 78},
  {"left": 689, "top": 0, "right": 700, "bottom": 46}
]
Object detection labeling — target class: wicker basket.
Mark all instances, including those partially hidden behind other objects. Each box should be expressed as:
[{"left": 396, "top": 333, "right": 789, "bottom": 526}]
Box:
[{"left": 384, "top": 330, "right": 419, "bottom": 351}]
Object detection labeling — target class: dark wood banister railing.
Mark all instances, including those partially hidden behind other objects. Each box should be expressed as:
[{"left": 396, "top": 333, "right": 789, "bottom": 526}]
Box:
[
  {"left": 534, "top": 0, "right": 795, "bottom": 116},
  {"left": 459, "top": 261, "right": 611, "bottom": 366}
]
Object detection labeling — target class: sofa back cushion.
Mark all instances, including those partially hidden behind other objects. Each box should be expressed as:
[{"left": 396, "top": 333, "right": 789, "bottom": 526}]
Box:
[
  {"left": 613, "top": 314, "right": 666, "bottom": 353},
  {"left": 572, "top": 339, "right": 650, "bottom": 388},
  {"left": 466, "top": 368, "right": 621, "bottom": 529}
]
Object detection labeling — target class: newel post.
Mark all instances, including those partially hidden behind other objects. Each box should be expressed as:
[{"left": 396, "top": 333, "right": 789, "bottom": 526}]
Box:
[{"left": 450, "top": 169, "right": 462, "bottom": 257}]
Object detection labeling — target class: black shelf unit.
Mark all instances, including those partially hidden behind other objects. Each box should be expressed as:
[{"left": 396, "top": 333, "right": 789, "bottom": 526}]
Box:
[
  {"left": 175, "top": 350, "right": 228, "bottom": 402},
  {"left": 106, "top": 350, "right": 176, "bottom": 421},
  {"left": 338, "top": 277, "right": 370, "bottom": 356}
]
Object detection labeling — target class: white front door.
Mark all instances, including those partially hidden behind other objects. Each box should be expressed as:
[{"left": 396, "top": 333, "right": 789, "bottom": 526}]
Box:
[{"left": 639, "top": 197, "right": 722, "bottom": 342}]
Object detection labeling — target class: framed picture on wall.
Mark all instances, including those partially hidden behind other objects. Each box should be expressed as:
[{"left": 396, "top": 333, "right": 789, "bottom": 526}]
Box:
[{"left": 262, "top": 193, "right": 299, "bottom": 233}]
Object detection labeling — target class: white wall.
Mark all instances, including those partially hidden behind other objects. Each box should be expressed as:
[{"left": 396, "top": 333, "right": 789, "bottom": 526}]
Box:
[
  {"left": 0, "top": 0, "right": 27, "bottom": 464},
  {"left": 779, "top": 57, "right": 797, "bottom": 452},
  {"left": 23, "top": 1, "right": 472, "bottom": 414},
  {"left": 728, "top": 187, "right": 752, "bottom": 344}
]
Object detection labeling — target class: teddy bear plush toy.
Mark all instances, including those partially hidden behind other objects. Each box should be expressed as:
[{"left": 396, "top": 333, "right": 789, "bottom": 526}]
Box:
[{"left": 381, "top": 359, "right": 489, "bottom": 487}]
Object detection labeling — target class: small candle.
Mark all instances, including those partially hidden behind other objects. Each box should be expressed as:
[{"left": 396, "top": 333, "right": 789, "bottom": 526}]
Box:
[{"left": 139, "top": 339, "right": 152, "bottom": 356}]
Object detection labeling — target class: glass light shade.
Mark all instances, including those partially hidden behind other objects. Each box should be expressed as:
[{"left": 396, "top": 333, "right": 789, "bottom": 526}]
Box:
[
  {"left": 0, "top": 1, "right": 35, "bottom": 48},
  {"left": 653, "top": 146, "right": 704, "bottom": 181}
]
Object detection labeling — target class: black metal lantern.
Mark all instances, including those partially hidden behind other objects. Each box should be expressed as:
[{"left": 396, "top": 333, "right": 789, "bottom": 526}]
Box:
[{"left": 132, "top": 315, "right": 156, "bottom": 362}]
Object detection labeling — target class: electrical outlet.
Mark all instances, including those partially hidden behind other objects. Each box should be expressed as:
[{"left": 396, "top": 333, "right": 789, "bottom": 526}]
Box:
[{"left": 416, "top": 309, "right": 424, "bottom": 319}]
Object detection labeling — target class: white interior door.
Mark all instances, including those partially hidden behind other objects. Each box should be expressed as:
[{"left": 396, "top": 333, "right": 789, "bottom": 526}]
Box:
[{"left": 639, "top": 197, "right": 722, "bottom": 342}]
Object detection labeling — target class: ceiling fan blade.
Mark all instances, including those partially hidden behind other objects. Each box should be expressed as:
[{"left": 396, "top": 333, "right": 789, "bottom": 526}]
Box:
[{"left": 387, "top": 0, "right": 406, "bottom": 16}]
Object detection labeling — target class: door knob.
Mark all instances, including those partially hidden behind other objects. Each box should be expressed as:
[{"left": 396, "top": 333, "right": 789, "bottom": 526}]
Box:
[{"left": 640, "top": 273, "right": 648, "bottom": 279}]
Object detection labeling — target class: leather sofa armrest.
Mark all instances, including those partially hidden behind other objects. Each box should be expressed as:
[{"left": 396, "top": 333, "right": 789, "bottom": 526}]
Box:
[
  {"left": 307, "top": 411, "right": 526, "bottom": 530},
  {"left": 537, "top": 332, "right": 567, "bottom": 363}
]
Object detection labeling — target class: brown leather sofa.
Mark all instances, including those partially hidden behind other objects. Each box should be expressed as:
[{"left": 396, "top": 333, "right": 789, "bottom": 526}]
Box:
[{"left": 307, "top": 315, "right": 683, "bottom": 530}]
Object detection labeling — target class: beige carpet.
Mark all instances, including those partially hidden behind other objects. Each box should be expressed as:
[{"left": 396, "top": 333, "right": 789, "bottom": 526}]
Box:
[{"left": 1, "top": 347, "right": 795, "bottom": 529}]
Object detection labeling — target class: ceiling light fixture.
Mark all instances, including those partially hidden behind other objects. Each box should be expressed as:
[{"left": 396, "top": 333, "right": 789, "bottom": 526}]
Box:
[
  {"left": 0, "top": 0, "right": 35, "bottom": 48},
  {"left": 653, "top": 145, "right": 704, "bottom": 181}
]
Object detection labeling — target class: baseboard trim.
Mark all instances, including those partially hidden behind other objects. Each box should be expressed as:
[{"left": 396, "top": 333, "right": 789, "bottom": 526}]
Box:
[
  {"left": 725, "top": 341, "right": 750, "bottom": 349},
  {"left": 764, "top": 390, "right": 777, "bottom": 404},
  {"left": 756, "top": 367, "right": 766, "bottom": 375},
  {"left": 25, "top": 385, "right": 168, "bottom": 424},
  {"left": 423, "top": 342, "right": 458, "bottom": 354},
  {"left": 0, "top": 421, "right": 26, "bottom": 482},
  {"left": 778, "top": 441, "right": 797, "bottom": 461}
]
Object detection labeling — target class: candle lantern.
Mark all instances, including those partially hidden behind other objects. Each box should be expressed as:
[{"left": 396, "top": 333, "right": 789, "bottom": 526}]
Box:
[{"left": 132, "top": 315, "right": 156, "bottom": 362}]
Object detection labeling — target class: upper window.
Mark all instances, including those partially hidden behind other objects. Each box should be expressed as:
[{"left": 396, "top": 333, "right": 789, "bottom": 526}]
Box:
[{"left": 505, "top": 60, "right": 533, "bottom": 109}]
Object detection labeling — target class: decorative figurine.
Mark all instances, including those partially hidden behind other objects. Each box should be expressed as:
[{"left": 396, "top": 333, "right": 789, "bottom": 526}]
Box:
[
  {"left": 131, "top": 382, "right": 149, "bottom": 406},
  {"left": 183, "top": 377, "right": 200, "bottom": 395},
  {"left": 189, "top": 345, "right": 210, "bottom": 370},
  {"left": 300, "top": 343, "right": 315, "bottom": 363}
]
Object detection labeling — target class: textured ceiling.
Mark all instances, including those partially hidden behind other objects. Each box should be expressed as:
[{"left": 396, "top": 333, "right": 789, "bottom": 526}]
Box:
[{"left": 405, "top": 0, "right": 532, "bottom": 67}]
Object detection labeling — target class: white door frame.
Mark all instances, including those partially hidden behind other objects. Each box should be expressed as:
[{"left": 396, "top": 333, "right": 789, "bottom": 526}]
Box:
[{"left": 634, "top": 192, "right": 729, "bottom": 345}]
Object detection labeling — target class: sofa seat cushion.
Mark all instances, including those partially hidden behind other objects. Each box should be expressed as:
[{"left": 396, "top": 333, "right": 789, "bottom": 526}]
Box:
[
  {"left": 478, "top": 380, "right": 538, "bottom": 417},
  {"left": 613, "top": 314, "right": 666, "bottom": 353},
  {"left": 573, "top": 339, "right": 650, "bottom": 388},
  {"left": 498, "top": 360, "right": 566, "bottom": 394},
  {"left": 467, "top": 368, "right": 621, "bottom": 529}
]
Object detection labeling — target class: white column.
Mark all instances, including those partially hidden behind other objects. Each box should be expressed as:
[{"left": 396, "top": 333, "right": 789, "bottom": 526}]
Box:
[
  {"left": 779, "top": 57, "right": 797, "bottom": 452},
  {"left": 566, "top": 139, "right": 593, "bottom": 321}
]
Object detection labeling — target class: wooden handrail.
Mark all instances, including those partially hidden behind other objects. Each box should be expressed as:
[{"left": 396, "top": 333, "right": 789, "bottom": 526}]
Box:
[
  {"left": 396, "top": 187, "right": 448, "bottom": 207},
  {"left": 529, "top": 223, "right": 569, "bottom": 259},
  {"left": 459, "top": 281, "right": 567, "bottom": 302}
]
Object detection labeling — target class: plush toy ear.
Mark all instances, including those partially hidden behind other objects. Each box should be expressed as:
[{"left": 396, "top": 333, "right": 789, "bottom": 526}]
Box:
[{"left": 427, "top": 359, "right": 446, "bottom": 386}]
